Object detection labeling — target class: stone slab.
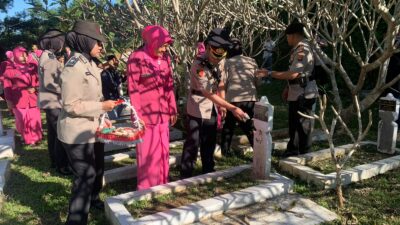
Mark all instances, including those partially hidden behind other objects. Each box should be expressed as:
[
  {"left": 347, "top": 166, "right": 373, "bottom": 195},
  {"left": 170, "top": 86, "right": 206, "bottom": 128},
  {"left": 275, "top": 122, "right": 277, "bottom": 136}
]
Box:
[
  {"left": 131, "top": 174, "right": 293, "bottom": 225},
  {"left": 105, "top": 170, "right": 292, "bottom": 225},
  {"left": 105, "top": 144, "right": 134, "bottom": 153},
  {"left": 169, "top": 140, "right": 184, "bottom": 148},
  {"left": 195, "top": 194, "right": 338, "bottom": 225},
  {"left": 279, "top": 141, "right": 400, "bottom": 189},
  {"left": 0, "top": 160, "right": 10, "bottom": 193},
  {"left": 105, "top": 165, "right": 252, "bottom": 225},
  {"left": 113, "top": 165, "right": 251, "bottom": 203},
  {"left": 103, "top": 155, "right": 181, "bottom": 185},
  {"left": 104, "top": 151, "right": 136, "bottom": 163}
]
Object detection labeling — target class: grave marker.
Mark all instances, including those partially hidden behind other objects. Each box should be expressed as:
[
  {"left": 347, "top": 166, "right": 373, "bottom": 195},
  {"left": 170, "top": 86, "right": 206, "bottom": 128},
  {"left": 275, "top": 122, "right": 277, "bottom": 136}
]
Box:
[
  {"left": 253, "top": 96, "right": 274, "bottom": 179},
  {"left": 378, "top": 93, "right": 399, "bottom": 154}
]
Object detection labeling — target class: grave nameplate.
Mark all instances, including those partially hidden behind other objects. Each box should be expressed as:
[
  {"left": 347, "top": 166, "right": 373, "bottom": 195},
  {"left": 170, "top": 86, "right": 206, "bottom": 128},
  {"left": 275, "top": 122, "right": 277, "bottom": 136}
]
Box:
[
  {"left": 254, "top": 104, "right": 269, "bottom": 122},
  {"left": 379, "top": 99, "right": 396, "bottom": 112}
]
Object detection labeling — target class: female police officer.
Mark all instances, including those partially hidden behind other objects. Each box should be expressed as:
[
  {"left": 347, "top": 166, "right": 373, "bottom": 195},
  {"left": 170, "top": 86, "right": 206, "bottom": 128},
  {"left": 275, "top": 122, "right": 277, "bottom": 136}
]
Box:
[
  {"left": 57, "top": 20, "right": 116, "bottom": 225},
  {"left": 180, "top": 28, "right": 248, "bottom": 178},
  {"left": 38, "top": 29, "right": 70, "bottom": 175}
]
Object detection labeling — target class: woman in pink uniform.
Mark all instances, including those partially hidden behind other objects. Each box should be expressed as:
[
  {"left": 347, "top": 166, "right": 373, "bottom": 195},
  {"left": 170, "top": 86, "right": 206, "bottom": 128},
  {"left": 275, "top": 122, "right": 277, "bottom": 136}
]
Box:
[
  {"left": 127, "top": 25, "right": 177, "bottom": 190},
  {"left": 3, "top": 46, "right": 42, "bottom": 145}
]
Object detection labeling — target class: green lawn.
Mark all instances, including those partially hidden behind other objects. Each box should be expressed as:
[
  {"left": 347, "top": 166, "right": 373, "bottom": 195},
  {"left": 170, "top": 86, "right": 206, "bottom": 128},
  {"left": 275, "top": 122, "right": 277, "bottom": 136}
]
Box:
[{"left": 1, "top": 80, "right": 400, "bottom": 225}]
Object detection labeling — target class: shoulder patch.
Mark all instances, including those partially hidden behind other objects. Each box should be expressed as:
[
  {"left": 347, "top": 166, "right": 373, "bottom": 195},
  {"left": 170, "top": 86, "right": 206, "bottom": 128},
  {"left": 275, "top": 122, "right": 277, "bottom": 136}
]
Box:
[
  {"left": 48, "top": 52, "right": 55, "bottom": 60},
  {"left": 297, "top": 52, "right": 305, "bottom": 61},
  {"left": 65, "top": 56, "right": 79, "bottom": 67},
  {"left": 78, "top": 55, "right": 88, "bottom": 64},
  {"left": 297, "top": 45, "right": 304, "bottom": 53},
  {"left": 197, "top": 68, "right": 205, "bottom": 78}
]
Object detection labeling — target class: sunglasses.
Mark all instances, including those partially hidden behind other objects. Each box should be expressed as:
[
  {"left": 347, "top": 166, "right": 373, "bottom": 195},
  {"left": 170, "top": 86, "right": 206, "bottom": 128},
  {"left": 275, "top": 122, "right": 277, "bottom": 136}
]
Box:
[{"left": 210, "top": 46, "right": 227, "bottom": 59}]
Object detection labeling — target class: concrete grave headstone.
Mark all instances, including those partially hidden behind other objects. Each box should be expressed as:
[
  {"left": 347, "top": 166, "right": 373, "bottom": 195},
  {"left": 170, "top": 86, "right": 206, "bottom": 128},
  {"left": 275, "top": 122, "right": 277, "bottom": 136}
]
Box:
[
  {"left": 377, "top": 93, "right": 399, "bottom": 154},
  {"left": 253, "top": 96, "right": 274, "bottom": 179}
]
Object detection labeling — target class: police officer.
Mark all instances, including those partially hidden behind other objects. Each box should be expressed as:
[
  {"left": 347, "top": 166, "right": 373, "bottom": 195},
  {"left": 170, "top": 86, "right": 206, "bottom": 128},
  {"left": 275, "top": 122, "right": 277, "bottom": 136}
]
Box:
[
  {"left": 257, "top": 22, "right": 318, "bottom": 156},
  {"left": 57, "top": 20, "right": 116, "bottom": 225},
  {"left": 38, "top": 29, "right": 71, "bottom": 175},
  {"left": 180, "top": 28, "right": 248, "bottom": 178},
  {"left": 219, "top": 38, "right": 259, "bottom": 156}
]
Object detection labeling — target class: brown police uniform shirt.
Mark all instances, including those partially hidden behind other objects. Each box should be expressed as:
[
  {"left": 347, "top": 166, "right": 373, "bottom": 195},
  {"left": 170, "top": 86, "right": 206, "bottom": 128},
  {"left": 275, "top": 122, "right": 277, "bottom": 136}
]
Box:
[
  {"left": 186, "top": 55, "right": 223, "bottom": 119},
  {"left": 287, "top": 39, "right": 319, "bottom": 101},
  {"left": 38, "top": 50, "right": 63, "bottom": 109},
  {"left": 57, "top": 53, "right": 106, "bottom": 144},
  {"left": 220, "top": 55, "right": 259, "bottom": 103}
]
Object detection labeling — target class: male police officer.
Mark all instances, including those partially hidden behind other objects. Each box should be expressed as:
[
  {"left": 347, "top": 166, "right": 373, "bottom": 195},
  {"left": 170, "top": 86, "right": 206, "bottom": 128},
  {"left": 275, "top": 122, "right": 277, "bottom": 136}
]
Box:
[
  {"left": 258, "top": 22, "right": 318, "bottom": 156},
  {"left": 180, "top": 28, "right": 248, "bottom": 178}
]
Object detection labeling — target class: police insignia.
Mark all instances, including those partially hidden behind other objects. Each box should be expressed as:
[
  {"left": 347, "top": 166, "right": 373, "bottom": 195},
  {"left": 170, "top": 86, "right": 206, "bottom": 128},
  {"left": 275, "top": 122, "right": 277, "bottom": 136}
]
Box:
[
  {"left": 197, "top": 69, "right": 205, "bottom": 77},
  {"left": 65, "top": 57, "right": 78, "bottom": 67},
  {"left": 297, "top": 52, "right": 305, "bottom": 61},
  {"left": 297, "top": 45, "right": 304, "bottom": 61},
  {"left": 48, "top": 53, "right": 55, "bottom": 59}
]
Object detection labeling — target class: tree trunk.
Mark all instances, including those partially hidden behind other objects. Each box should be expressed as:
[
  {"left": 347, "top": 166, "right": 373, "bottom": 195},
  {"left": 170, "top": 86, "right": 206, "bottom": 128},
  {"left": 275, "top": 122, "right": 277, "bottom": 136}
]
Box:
[{"left": 335, "top": 166, "right": 345, "bottom": 208}]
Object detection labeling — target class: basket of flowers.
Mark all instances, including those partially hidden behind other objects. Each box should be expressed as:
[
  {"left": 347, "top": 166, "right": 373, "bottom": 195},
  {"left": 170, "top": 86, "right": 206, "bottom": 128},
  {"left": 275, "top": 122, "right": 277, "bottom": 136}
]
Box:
[{"left": 96, "top": 100, "right": 144, "bottom": 145}]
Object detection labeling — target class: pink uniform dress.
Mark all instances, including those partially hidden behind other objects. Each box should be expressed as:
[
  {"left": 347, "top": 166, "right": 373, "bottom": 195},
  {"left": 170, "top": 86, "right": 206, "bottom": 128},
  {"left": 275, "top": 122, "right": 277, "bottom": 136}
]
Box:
[
  {"left": 0, "top": 51, "right": 15, "bottom": 99},
  {"left": 3, "top": 46, "right": 42, "bottom": 145},
  {"left": 127, "top": 25, "right": 177, "bottom": 190}
]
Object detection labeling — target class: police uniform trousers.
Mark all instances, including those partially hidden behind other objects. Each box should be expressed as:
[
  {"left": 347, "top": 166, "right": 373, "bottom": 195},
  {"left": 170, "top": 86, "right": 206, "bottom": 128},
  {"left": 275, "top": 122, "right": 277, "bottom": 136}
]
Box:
[
  {"left": 287, "top": 98, "right": 316, "bottom": 155},
  {"left": 62, "top": 142, "right": 104, "bottom": 225},
  {"left": 180, "top": 108, "right": 217, "bottom": 178},
  {"left": 221, "top": 101, "right": 255, "bottom": 156},
  {"left": 45, "top": 108, "right": 68, "bottom": 169}
]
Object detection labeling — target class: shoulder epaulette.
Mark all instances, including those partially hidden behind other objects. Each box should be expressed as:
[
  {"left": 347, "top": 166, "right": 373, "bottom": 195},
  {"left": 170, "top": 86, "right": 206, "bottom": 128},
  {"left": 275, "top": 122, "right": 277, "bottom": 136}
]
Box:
[
  {"left": 65, "top": 56, "right": 79, "bottom": 67},
  {"left": 78, "top": 55, "right": 88, "bottom": 64}
]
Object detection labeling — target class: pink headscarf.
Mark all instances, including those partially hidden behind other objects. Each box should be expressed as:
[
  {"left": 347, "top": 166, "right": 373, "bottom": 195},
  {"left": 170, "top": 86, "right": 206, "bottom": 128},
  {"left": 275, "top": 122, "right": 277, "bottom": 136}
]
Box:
[
  {"left": 12, "top": 46, "right": 36, "bottom": 72},
  {"left": 0, "top": 51, "right": 14, "bottom": 76},
  {"left": 34, "top": 49, "right": 43, "bottom": 58},
  {"left": 196, "top": 42, "right": 206, "bottom": 57},
  {"left": 5, "top": 51, "right": 13, "bottom": 61},
  {"left": 141, "top": 25, "right": 173, "bottom": 58},
  {"left": 13, "top": 46, "right": 27, "bottom": 65}
]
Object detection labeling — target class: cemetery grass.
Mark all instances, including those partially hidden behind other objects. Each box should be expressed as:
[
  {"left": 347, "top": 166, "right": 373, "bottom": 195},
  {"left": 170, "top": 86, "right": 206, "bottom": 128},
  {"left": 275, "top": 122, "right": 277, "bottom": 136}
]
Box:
[
  {"left": 307, "top": 144, "right": 399, "bottom": 174},
  {"left": 126, "top": 169, "right": 258, "bottom": 218}
]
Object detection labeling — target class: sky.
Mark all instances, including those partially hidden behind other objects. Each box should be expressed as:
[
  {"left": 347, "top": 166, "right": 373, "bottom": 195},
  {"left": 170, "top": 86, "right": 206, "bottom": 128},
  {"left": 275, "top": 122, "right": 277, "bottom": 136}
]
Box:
[
  {"left": 0, "top": 0, "right": 58, "bottom": 19},
  {"left": 0, "top": 0, "right": 120, "bottom": 19}
]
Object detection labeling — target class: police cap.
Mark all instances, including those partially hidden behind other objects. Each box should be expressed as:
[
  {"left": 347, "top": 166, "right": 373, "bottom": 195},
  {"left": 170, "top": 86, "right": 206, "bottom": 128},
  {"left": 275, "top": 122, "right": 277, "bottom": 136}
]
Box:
[
  {"left": 72, "top": 20, "right": 107, "bottom": 42},
  {"left": 205, "top": 28, "right": 231, "bottom": 49},
  {"left": 39, "top": 29, "right": 64, "bottom": 40}
]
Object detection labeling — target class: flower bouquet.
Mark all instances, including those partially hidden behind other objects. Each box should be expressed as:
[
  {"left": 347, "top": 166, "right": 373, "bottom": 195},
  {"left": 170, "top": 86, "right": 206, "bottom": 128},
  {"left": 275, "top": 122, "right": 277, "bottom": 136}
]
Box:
[{"left": 96, "top": 100, "right": 144, "bottom": 145}]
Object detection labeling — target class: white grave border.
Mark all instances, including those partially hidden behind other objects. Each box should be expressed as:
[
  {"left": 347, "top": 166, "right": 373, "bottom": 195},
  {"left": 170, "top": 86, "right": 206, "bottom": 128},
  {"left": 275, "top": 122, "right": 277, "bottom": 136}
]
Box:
[
  {"left": 279, "top": 141, "right": 400, "bottom": 189},
  {"left": 0, "top": 129, "right": 15, "bottom": 195},
  {"left": 105, "top": 165, "right": 293, "bottom": 225}
]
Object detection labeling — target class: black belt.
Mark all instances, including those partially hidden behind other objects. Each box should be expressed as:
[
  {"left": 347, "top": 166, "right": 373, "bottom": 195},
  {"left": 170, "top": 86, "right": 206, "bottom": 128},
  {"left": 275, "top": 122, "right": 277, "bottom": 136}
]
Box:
[
  {"left": 288, "top": 75, "right": 315, "bottom": 85},
  {"left": 191, "top": 89, "right": 203, "bottom": 96}
]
